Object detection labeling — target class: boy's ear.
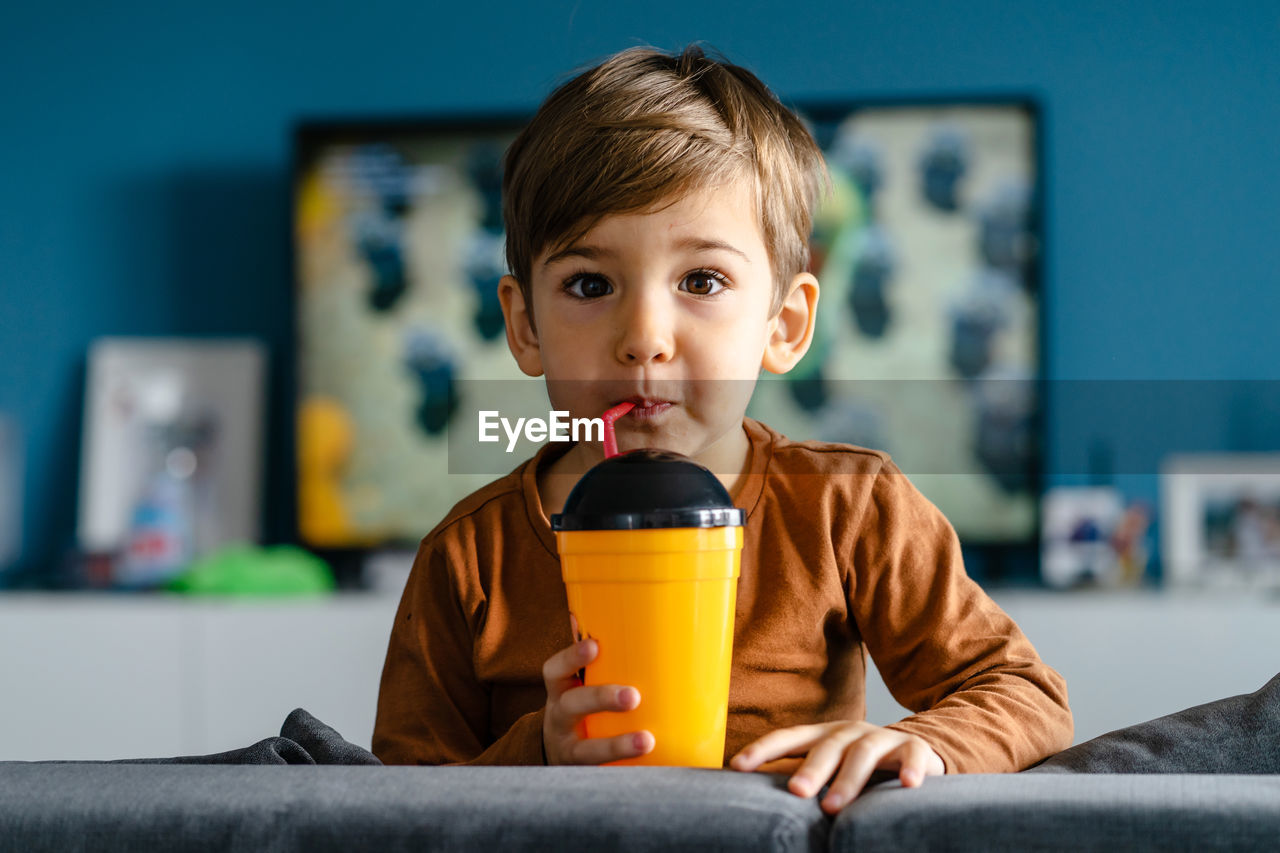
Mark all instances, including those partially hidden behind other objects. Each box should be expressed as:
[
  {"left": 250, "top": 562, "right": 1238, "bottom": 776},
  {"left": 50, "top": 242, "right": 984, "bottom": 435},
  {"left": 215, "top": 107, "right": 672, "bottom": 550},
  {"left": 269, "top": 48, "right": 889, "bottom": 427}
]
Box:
[
  {"left": 497, "top": 274, "right": 544, "bottom": 377},
  {"left": 762, "top": 272, "right": 820, "bottom": 375}
]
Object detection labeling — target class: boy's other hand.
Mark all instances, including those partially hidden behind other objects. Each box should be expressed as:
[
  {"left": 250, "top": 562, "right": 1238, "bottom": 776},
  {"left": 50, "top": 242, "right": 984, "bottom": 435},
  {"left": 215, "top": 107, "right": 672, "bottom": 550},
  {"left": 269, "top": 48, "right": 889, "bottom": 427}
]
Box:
[
  {"left": 541, "top": 635, "right": 655, "bottom": 765},
  {"left": 728, "top": 721, "right": 945, "bottom": 814}
]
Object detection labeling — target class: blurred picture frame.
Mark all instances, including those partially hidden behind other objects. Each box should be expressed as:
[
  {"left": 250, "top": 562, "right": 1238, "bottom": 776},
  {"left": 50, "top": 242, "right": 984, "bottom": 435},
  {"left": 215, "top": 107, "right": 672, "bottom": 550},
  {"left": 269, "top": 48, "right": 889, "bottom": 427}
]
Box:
[
  {"left": 0, "top": 414, "right": 21, "bottom": 576},
  {"left": 78, "top": 338, "right": 266, "bottom": 559},
  {"left": 1161, "top": 454, "right": 1280, "bottom": 588},
  {"left": 1040, "top": 486, "right": 1123, "bottom": 588}
]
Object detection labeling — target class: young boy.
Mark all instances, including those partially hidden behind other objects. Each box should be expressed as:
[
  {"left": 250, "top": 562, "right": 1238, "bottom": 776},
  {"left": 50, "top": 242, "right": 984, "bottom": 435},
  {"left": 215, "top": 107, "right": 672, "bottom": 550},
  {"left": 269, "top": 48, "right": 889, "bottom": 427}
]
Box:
[{"left": 372, "top": 44, "right": 1072, "bottom": 813}]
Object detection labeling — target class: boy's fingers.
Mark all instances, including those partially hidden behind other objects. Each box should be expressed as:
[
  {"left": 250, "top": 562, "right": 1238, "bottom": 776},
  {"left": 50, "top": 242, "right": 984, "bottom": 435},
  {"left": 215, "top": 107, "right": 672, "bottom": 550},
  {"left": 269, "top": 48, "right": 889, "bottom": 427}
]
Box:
[
  {"left": 567, "top": 730, "right": 654, "bottom": 765},
  {"left": 896, "top": 740, "right": 936, "bottom": 787},
  {"left": 558, "top": 683, "right": 640, "bottom": 719},
  {"left": 542, "top": 638, "right": 597, "bottom": 699},
  {"left": 786, "top": 731, "right": 855, "bottom": 798},
  {"left": 821, "top": 734, "right": 907, "bottom": 813},
  {"left": 755, "top": 757, "right": 805, "bottom": 775},
  {"left": 729, "top": 724, "right": 829, "bottom": 772}
]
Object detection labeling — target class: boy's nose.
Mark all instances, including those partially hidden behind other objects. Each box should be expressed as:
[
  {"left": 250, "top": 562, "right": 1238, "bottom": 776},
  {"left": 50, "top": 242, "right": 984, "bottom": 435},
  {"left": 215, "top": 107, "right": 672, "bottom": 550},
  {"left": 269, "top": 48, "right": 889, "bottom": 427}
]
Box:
[{"left": 614, "top": 293, "right": 674, "bottom": 365}]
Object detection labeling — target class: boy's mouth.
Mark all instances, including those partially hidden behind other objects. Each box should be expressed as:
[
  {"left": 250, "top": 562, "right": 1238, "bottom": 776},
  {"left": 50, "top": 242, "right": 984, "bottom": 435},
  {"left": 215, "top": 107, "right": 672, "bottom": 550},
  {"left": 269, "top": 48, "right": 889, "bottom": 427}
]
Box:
[{"left": 613, "top": 396, "right": 675, "bottom": 420}]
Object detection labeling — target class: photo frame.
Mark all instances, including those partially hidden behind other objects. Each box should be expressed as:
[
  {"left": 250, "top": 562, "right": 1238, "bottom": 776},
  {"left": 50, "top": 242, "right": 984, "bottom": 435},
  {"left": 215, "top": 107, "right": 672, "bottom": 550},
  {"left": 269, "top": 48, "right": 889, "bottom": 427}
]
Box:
[
  {"left": 1161, "top": 454, "right": 1280, "bottom": 588},
  {"left": 1039, "top": 486, "right": 1150, "bottom": 589},
  {"left": 0, "top": 414, "right": 20, "bottom": 575},
  {"left": 78, "top": 339, "right": 266, "bottom": 565}
]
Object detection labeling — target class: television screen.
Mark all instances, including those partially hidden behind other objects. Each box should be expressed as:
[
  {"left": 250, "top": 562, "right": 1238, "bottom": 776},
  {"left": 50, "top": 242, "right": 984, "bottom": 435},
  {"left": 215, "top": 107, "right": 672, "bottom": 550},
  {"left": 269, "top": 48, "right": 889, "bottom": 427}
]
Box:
[{"left": 293, "top": 101, "right": 1041, "bottom": 551}]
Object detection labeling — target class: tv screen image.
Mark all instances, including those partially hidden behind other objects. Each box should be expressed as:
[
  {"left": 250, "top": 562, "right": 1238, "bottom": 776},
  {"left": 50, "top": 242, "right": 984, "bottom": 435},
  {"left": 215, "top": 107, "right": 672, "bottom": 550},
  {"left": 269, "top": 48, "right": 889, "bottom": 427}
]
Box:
[
  {"left": 293, "top": 101, "right": 1041, "bottom": 551},
  {"left": 752, "top": 102, "right": 1040, "bottom": 545}
]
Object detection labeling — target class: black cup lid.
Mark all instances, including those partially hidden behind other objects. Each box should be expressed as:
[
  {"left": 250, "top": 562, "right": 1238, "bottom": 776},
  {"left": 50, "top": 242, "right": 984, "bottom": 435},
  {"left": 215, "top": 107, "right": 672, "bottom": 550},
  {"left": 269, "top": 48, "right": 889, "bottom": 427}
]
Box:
[{"left": 550, "top": 449, "right": 746, "bottom": 531}]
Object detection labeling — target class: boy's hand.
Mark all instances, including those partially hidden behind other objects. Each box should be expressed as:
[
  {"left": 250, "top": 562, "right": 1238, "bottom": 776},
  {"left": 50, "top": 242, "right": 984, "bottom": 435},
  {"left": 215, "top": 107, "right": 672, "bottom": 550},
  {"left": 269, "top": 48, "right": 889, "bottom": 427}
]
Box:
[
  {"left": 541, "top": 631, "right": 655, "bottom": 765},
  {"left": 729, "top": 721, "right": 944, "bottom": 813}
]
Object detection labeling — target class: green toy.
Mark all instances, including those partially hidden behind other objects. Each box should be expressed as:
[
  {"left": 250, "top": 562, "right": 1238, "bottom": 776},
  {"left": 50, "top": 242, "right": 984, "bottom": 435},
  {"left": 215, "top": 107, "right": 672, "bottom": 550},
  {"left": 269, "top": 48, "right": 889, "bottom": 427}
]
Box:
[{"left": 165, "top": 545, "right": 335, "bottom": 596}]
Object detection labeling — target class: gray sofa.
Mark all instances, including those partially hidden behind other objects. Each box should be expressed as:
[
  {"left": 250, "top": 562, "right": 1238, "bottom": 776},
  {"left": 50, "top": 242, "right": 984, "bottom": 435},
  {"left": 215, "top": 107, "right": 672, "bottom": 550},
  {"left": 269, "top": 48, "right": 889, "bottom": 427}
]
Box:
[
  {"left": 5, "top": 765, "right": 816, "bottom": 852},
  {"left": 2, "top": 765, "right": 1278, "bottom": 852},
  {"left": 3, "top": 673, "right": 1278, "bottom": 852}
]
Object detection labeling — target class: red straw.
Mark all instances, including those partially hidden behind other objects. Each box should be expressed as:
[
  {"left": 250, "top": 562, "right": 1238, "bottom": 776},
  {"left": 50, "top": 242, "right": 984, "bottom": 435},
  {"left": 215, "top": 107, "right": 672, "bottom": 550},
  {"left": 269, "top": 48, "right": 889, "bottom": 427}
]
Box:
[{"left": 601, "top": 402, "right": 635, "bottom": 458}]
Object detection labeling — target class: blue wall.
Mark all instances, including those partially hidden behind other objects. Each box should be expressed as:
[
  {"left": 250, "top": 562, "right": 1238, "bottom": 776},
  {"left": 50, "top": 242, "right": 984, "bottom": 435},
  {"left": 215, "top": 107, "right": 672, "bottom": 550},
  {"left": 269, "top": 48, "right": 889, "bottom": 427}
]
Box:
[{"left": 2, "top": 1, "right": 1278, "bottom": 577}]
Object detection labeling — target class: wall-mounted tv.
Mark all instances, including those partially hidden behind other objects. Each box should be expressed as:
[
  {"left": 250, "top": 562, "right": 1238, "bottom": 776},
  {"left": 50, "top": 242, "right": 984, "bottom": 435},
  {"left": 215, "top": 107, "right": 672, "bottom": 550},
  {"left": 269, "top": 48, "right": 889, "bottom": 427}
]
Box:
[{"left": 292, "top": 99, "right": 1042, "bottom": 561}]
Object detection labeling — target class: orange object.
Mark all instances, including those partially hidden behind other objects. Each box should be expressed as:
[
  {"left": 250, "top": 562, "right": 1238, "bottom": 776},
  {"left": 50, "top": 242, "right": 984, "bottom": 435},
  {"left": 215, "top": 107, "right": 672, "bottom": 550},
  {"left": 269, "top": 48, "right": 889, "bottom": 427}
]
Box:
[
  {"left": 298, "top": 396, "right": 379, "bottom": 547},
  {"left": 556, "top": 524, "right": 742, "bottom": 767}
]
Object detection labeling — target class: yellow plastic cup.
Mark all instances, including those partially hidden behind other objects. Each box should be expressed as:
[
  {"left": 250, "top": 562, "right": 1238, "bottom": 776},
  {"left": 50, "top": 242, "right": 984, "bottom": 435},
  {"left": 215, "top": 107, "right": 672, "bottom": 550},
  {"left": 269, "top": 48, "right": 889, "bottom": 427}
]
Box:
[
  {"left": 551, "top": 449, "right": 745, "bottom": 768},
  {"left": 557, "top": 526, "right": 742, "bottom": 767}
]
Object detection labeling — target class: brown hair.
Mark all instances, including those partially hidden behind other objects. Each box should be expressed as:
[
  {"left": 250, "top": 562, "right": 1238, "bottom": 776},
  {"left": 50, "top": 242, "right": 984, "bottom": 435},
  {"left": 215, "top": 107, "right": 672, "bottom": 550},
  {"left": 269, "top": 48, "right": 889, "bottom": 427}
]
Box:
[{"left": 502, "top": 44, "right": 826, "bottom": 322}]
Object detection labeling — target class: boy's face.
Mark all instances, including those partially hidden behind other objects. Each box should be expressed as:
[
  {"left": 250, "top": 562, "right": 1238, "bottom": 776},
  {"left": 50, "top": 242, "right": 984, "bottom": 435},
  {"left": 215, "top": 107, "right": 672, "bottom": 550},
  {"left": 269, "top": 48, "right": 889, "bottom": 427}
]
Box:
[{"left": 499, "top": 178, "right": 815, "bottom": 462}]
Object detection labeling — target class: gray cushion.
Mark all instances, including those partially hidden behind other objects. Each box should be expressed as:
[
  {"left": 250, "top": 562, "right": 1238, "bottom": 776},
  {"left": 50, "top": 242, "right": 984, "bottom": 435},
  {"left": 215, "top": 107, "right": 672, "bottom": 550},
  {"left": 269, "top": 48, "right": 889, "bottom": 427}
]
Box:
[
  {"left": 0, "top": 765, "right": 827, "bottom": 852},
  {"left": 1027, "top": 671, "right": 1280, "bottom": 774},
  {"left": 830, "top": 774, "right": 1280, "bottom": 852}
]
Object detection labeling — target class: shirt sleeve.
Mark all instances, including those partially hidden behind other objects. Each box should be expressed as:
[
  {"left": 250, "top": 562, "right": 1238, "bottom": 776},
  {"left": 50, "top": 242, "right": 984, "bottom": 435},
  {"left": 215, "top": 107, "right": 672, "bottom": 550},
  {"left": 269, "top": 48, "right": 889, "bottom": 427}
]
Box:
[
  {"left": 371, "top": 538, "right": 546, "bottom": 766},
  {"left": 847, "top": 459, "right": 1074, "bottom": 773}
]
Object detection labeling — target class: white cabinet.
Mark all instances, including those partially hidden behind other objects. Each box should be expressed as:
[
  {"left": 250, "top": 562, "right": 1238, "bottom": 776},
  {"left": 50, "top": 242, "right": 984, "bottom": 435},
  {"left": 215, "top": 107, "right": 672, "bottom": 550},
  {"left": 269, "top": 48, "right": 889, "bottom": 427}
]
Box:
[
  {"left": 865, "top": 590, "right": 1280, "bottom": 743},
  {"left": 0, "top": 594, "right": 399, "bottom": 760},
  {"left": 2, "top": 589, "right": 1277, "bottom": 761}
]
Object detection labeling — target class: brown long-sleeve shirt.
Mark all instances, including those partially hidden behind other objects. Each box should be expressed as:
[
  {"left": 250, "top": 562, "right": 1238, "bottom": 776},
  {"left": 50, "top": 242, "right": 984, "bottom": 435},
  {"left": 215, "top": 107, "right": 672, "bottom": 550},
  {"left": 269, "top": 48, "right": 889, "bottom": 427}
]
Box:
[{"left": 372, "top": 417, "right": 1072, "bottom": 772}]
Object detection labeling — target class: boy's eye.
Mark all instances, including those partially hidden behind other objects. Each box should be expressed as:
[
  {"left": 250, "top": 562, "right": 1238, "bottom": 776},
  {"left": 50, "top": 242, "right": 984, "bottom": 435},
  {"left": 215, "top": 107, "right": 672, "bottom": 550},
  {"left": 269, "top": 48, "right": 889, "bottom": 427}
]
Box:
[
  {"left": 564, "top": 274, "right": 613, "bottom": 299},
  {"left": 681, "top": 271, "right": 727, "bottom": 296}
]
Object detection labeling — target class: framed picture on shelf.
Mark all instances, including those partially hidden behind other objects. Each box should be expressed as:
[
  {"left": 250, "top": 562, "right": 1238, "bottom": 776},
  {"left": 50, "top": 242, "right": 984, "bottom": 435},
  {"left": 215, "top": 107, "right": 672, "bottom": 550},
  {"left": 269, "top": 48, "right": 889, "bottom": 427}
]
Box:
[
  {"left": 1161, "top": 454, "right": 1280, "bottom": 588},
  {"left": 0, "top": 415, "right": 20, "bottom": 577},
  {"left": 78, "top": 338, "right": 266, "bottom": 585}
]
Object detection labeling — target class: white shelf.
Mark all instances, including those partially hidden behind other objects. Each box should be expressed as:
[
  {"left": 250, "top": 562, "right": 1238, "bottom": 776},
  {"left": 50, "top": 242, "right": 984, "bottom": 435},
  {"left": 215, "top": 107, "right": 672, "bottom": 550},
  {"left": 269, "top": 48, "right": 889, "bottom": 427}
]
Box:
[
  {"left": 0, "top": 593, "right": 400, "bottom": 761},
  {"left": 866, "top": 589, "right": 1280, "bottom": 744},
  {"left": 2, "top": 589, "right": 1277, "bottom": 761}
]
